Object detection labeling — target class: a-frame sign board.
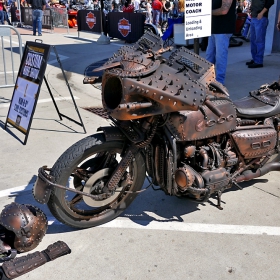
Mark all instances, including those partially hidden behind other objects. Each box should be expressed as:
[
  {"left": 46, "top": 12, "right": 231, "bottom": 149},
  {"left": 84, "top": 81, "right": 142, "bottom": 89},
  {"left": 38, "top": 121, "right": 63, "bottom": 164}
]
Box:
[{"left": 5, "top": 40, "right": 86, "bottom": 145}]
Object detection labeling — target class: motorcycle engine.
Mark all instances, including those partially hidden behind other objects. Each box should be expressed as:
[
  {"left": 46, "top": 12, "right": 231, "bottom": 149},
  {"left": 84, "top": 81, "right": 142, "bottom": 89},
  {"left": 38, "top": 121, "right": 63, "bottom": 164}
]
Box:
[{"left": 175, "top": 141, "right": 238, "bottom": 196}]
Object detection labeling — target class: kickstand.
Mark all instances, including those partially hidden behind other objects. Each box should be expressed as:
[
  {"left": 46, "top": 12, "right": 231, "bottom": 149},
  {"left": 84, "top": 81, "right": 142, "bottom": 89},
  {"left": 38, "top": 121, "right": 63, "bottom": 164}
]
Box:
[{"left": 216, "top": 190, "right": 223, "bottom": 210}]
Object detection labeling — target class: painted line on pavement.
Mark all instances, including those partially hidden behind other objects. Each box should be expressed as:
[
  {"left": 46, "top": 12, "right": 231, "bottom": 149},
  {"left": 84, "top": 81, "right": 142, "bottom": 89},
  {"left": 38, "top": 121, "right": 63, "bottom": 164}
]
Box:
[
  {"left": 0, "top": 96, "right": 79, "bottom": 108},
  {"left": 0, "top": 183, "right": 34, "bottom": 198},
  {"left": 45, "top": 217, "right": 280, "bottom": 236},
  {"left": 2, "top": 184, "right": 280, "bottom": 236},
  {"left": 98, "top": 218, "right": 280, "bottom": 236}
]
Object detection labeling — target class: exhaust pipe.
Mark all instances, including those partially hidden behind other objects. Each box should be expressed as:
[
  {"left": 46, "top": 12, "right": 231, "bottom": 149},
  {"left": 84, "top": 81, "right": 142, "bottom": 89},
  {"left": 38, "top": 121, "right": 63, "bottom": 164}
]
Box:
[{"left": 236, "top": 162, "right": 280, "bottom": 183}]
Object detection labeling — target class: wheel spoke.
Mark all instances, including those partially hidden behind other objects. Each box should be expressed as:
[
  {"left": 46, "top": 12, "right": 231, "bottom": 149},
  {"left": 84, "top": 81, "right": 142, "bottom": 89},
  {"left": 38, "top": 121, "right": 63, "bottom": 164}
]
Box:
[{"left": 69, "top": 194, "right": 83, "bottom": 207}]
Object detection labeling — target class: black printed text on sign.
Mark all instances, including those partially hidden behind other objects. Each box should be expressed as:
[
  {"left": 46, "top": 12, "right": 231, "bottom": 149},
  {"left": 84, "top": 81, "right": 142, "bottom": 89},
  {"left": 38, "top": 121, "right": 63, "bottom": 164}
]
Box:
[
  {"left": 185, "top": 0, "right": 212, "bottom": 40},
  {"left": 7, "top": 42, "right": 51, "bottom": 134}
]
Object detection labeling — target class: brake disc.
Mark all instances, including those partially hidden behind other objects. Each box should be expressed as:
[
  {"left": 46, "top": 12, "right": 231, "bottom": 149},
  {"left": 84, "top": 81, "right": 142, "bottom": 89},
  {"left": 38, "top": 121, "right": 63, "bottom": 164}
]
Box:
[{"left": 83, "top": 168, "right": 122, "bottom": 207}]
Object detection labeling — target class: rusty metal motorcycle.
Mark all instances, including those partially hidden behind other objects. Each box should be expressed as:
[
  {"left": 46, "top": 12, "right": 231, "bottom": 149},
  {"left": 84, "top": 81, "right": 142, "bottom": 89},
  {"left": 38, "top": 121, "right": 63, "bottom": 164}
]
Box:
[{"left": 33, "top": 32, "right": 280, "bottom": 228}]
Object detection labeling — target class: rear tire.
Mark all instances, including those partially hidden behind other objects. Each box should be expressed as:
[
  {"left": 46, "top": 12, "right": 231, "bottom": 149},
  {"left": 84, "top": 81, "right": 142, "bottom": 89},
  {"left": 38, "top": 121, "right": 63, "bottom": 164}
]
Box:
[{"left": 47, "top": 133, "right": 146, "bottom": 228}]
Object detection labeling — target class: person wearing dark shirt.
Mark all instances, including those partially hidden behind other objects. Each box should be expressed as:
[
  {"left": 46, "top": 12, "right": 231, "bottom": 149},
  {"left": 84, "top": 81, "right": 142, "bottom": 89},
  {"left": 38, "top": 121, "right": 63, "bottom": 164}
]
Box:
[
  {"left": 162, "top": 0, "right": 170, "bottom": 22},
  {"left": 246, "top": 0, "right": 274, "bottom": 68},
  {"left": 111, "top": 0, "right": 118, "bottom": 11},
  {"left": 28, "top": 0, "right": 46, "bottom": 35},
  {"left": 3, "top": 2, "right": 12, "bottom": 25},
  {"left": 206, "top": 0, "right": 236, "bottom": 85}
]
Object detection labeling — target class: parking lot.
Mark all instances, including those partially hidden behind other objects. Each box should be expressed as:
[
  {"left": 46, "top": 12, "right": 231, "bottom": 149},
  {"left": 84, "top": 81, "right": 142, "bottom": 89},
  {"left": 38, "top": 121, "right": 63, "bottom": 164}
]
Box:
[{"left": 1, "top": 27, "right": 280, "bottom": 279}]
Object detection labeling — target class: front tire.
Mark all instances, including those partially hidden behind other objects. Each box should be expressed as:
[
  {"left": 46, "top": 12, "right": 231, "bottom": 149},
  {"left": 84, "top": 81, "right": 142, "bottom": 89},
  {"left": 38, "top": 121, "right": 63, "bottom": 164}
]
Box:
[{"left": 47, "top": 133, "right": 146, "bottom": 228}]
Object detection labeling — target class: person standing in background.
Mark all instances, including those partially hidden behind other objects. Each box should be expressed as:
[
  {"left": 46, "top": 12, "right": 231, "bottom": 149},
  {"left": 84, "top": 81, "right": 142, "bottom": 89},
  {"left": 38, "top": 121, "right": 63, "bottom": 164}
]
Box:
[
  {"left": 3, "top": 1, "right": 12, "bottom": 25},
  {"left": 27, "top": 0, "right": 46, "bottom": 36},
  {"left": 152, "top": 0, "right": 162, "bottom": 27},
  {"left": 206, "top": 0, "right": 236, "bottom": 85},
  {"left": 134, "top": 0, "right": 140, "bottom": 12},
  {"left": 145, "top": 0, "right": 152, "bottom": 23},
  {"left": 0, "top": 0, "right": 4, "bottom": 24},
  {"left": 172, "top": 0, "right": 178, "bottom": 17},
  {"left": 122, "top": 0, "right": 134, "bottom": 12},
  {"left": 246, "top": 0, "right": 274, "bottom": 68},
  {"left": 178, "top": 0, "right": 184, "bottom": 17},
  {"left": 162, "top": 0, "right": 171, "bottom": 22}
]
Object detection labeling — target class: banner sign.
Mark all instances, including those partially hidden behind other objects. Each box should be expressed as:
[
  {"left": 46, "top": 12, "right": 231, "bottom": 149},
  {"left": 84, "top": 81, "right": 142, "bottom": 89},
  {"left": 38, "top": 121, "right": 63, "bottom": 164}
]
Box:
[
  {"left": 77, "top": 10, "right": 102, "bottom": 33},
  {"left": 185, "top": 0, "right": 212, "bottom": 39},
  {"left": 6, "top": 41, "right": 51, "bottom": 135},
  {"left": 108, "top": 12, "right": 145, "bottom": 43},
  {"left": 21, "top": 7, "right": 52, "bottom": 29}
]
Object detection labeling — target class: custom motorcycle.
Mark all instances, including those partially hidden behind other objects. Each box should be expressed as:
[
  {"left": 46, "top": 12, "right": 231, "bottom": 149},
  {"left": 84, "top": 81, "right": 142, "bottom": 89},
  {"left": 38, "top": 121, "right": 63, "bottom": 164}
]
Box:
[{"left": 33, "top": 32, "right": 280, "bottom": 229}]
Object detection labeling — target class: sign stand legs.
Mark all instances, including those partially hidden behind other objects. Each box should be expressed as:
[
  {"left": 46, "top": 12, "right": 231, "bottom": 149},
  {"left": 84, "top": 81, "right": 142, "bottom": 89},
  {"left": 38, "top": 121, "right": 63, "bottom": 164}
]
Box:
[
  {"left": 44, "top": 46, "right": 87, "bottom": 134},
  {"left": 5, "top": 41, "right": 86, "bottom": 145},
  {"left": 43, "top": 76, "right": 62, "bottom": 121}
]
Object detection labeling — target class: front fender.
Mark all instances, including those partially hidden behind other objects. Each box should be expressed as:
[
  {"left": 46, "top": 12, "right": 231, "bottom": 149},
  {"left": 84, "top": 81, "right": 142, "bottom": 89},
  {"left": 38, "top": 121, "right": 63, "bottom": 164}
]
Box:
[
  {"left": 97, "top": 126, "right": 126, "bottom": 142},
  {"left": 33, "top": 166, "right": 54, "bottom": 204}
]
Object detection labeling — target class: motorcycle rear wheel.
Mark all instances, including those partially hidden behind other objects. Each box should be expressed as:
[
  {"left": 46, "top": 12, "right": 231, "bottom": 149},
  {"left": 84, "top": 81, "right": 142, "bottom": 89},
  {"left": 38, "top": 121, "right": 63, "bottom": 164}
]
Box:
[{"left": 47, "top": 133, "right": 146, "bottom": 229}]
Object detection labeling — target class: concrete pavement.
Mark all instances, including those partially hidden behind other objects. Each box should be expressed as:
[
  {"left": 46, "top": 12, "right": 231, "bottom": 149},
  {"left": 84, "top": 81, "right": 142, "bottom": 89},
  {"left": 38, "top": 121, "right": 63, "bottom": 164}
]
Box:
[{"left": 0, "top": 26, "right": 280, "bottom": 280}]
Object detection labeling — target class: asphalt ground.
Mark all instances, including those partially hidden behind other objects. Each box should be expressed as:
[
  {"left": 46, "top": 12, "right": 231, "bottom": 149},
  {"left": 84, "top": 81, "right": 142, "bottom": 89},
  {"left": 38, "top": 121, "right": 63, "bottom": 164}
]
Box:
[{"left": 0, "top": 26, "right": 280, "bottom": 279}]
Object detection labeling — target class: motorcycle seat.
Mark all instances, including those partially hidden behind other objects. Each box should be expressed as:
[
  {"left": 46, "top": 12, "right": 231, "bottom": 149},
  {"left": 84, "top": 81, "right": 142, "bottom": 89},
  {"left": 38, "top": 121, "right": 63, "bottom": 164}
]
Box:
[{"left": 233, "top": 95, "right": 280, "bottom": 119}]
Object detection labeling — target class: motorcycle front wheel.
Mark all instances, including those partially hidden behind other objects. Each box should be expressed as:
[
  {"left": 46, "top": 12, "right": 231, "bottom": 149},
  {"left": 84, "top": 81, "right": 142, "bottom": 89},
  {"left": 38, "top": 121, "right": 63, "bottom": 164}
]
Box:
[{"left": 47, "top": 132, "right": 146, "bottom": 229}]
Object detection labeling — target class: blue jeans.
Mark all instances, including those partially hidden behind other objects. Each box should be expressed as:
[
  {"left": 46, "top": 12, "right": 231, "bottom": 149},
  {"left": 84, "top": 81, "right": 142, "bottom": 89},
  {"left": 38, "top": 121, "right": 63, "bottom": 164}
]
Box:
[
  {"left": 4, "top": 11, "right": 11, "bottom": 25},
  {"left": 0, "top": 11, "right": 4, "bottom": 24},
  {"left": 250, "top": 17, "right": 268, "bottom": 64},
  {"left": 32, "top": 9, "right": 43, "bottom": 35},
  {"left": 162, "top": 12, "right": 169, "bottom": 22},
  {"left": 206, "top": 33, "right": 231, "bottom": 85},
  {"left": 153, "top": 9, "right": 160, "bottom": 26}
]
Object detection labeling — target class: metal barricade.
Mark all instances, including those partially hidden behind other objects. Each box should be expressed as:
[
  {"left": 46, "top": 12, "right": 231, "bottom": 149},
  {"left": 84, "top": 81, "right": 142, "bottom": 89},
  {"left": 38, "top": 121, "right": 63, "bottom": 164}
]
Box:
[
  {"left": 0, "top": 25, "right": 23, "bottom": 89},
  {"left": 21, "top": 7, "right": 52, "bottom": 30},
  {"left": 51, "top": 8, "right": 69, "bottom": 32}
]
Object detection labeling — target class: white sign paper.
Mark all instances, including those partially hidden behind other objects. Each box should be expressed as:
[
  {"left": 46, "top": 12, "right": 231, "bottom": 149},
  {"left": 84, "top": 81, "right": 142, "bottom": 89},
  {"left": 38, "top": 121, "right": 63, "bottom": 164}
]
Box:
[
  {"left": 7, "top": 77, "right": 38, "bottom": 133},
  {"left": 185, "top": 0, "right": 212, "bottom": 40}
]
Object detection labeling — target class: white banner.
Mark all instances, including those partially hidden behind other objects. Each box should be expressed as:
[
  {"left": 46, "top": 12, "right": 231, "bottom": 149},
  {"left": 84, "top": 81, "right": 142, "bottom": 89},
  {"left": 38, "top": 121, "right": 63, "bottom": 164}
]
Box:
[
  {"left": 7, "top": 77, "right": 39, "bottom": 134},
  {"left": 185, "top": 0, "right": 212, "bottom": 40}
]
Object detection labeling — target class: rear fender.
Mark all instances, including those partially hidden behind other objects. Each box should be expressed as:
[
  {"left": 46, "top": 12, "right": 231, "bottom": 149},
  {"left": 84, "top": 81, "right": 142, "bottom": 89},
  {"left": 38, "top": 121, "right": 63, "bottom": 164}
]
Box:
[{"left": 144, "top": 23, "right": 160, "bottom": 36}]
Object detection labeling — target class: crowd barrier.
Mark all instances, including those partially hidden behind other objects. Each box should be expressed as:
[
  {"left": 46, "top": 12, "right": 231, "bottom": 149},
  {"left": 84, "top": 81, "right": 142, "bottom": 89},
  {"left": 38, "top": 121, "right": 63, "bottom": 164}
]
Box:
[
  {"left": 77, "top": 10, "right": 103, "bottom": 35},
  {"left": 9, "top": 6, "right": 147, "bottom": 43},
  {"left": 22, "top": 7, "right": 52, "bottom": 29},
  {"left": 77, "top": 11, "right": 145, "bottom": 43},
  {"left": 107, "top": 12, "right": 145, "bottom": 43},
  {"left": 50, "top": 8, "right": 68, "bottom": 29},
  {"left": 11, "top": 6, "right": 66, "bottom": 30},
  {"left": 0, "top": 25, "right": 23, "bottom": 89}
]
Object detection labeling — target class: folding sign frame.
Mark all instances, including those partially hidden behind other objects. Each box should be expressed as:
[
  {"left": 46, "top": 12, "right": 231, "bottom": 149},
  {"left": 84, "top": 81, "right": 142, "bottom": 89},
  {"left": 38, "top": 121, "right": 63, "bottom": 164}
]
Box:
[{"left": 5, "top": 40, "right": 86, "bottom": 145}]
